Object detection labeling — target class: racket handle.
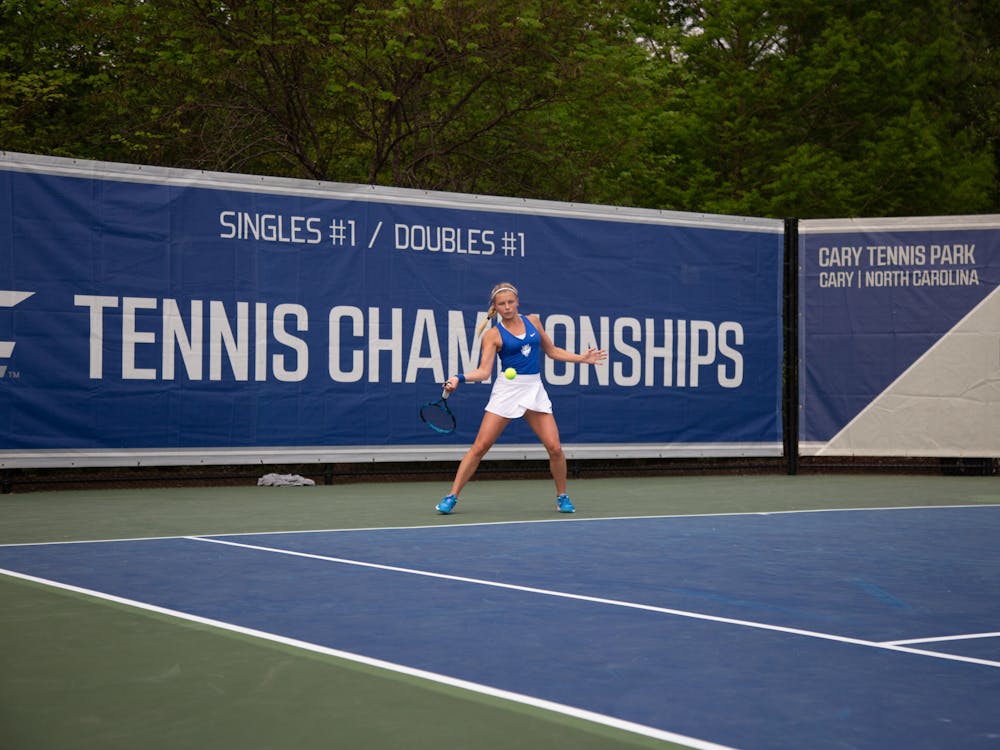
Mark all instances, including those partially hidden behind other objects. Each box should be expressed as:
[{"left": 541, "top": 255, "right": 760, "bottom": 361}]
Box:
[{"left": 441, "top": 389, "right": 450, "bottom": 400}]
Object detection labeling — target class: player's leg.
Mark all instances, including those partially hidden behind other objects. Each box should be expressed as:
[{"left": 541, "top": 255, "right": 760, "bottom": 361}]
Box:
[
  {"left": 523, "top": 410, "right": 568, "bottom": 496},
  {"left": 447, "top": 412, "right": 511, "bottom": 498}
]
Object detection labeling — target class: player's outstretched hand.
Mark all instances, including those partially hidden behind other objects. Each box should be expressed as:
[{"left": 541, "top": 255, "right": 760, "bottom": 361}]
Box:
[{"left": 581, "top": 348, "right": 608, "bottom": 365}]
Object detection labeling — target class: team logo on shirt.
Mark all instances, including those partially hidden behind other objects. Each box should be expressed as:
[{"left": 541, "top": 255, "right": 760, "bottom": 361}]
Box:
[{"left": 521, "top": 344, "right": 532, "bottom": 357}]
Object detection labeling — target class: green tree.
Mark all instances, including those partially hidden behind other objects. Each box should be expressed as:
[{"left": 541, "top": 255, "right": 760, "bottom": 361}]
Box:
[
  {"left": 951, "top": 0, "right": 1000, "bottom": 210},
  {"left": 3, "top": 0, "right": 997, "bottom": 217},
  {"left": 72, "top": 0, "right": 645, "bottom": 197},
  {"left": 614, "top": 0, "right": 997, "bottom": 218},
  {"left": 1, "top": 0, "right": 112, "bottom": 158}
]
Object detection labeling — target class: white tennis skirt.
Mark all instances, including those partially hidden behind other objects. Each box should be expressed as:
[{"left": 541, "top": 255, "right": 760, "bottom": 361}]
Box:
[{"left": 485, "top": 373, "right": 552, "bottom": 418}]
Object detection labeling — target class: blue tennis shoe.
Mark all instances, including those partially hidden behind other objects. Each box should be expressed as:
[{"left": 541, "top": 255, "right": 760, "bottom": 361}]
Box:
[
  {"left": 556, "top": 493, "right": 575, "bottom": 513},
  {"left": 436, "top": 494, "right": 457, "bottom": 514}
]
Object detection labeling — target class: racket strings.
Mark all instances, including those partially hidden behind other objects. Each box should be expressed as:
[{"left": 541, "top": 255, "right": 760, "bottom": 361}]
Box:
[{"left": 420, "top": 402, "right": 455, "bottom": 433}]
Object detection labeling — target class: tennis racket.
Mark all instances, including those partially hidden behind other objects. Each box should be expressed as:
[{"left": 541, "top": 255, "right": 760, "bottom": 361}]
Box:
[{"left": 419, "top": 389, "right": 456, "bottom": 434}]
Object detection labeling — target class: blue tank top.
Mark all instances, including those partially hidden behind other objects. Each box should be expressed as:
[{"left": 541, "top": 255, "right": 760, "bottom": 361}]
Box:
[{"left": 496, "top": 315, "right": 542, "bottom": 375}]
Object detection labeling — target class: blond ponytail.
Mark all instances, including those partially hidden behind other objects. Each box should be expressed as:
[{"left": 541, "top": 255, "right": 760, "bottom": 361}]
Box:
[
  {"left": 475, "top": 282, "right": 518, "bottom": 337},
  {"left": 475, "top": 304, "right": 497, "bottom": 337}
]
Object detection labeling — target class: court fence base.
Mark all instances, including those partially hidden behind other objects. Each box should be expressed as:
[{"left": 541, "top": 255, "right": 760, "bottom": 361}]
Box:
[{"left": 1, "top": 455, "right": 996, "bottom": 494}]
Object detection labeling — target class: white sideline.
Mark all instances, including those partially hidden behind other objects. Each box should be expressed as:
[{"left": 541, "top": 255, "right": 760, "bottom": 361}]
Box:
[{"left": 0, "top": 566, "right": 735, "bottom": 750}]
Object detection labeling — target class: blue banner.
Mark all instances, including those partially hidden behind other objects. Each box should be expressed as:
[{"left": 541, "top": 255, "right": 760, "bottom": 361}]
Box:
[
  {"left": 799, "top": 218, "right": 1000, "bottom": 456},
  {"left": 0, "top": 154, "right": 783, "bottom": 466}
]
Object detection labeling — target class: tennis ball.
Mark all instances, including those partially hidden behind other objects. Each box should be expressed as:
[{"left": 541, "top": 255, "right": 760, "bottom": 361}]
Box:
[{"left": 504, "top": 367, "right": 517, "bottom": 380}]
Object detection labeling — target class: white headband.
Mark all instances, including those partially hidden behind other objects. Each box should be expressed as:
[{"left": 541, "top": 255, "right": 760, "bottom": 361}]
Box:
[{"left": 491, "top": 285, "right": 518, "bottom": 302}]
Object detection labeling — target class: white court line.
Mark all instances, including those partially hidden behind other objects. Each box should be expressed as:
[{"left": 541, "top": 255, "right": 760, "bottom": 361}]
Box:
[
  {"left": 189, "top": 536, "right": 1000, "bottom": 669},
  {"left": 2, "top": 502, "right": 997, "bottom": 548},
  {"left": 884, "top": 631, "right": 1000, "bottom": 646},
  {"left": 0, "top": 566, "right": 736, "bottom": 750},
  {"left": 199, "top": 502, "right": 1000, "bottom": 541}
]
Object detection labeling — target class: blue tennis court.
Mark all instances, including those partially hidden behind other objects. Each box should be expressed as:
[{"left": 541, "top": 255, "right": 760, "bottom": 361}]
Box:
[{"left": 2, "top": 504, "right": 998, "bottom": 750}]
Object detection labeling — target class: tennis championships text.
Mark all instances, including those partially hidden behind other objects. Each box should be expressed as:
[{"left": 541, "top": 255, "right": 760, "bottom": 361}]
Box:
[{"left": 73, "top": 296, "right": 745, "bottom": 388}]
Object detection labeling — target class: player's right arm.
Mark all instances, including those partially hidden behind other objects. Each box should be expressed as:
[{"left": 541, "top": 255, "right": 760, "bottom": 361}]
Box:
[{"left": 444, "top": 328, "right": 500, "bottom": 391}]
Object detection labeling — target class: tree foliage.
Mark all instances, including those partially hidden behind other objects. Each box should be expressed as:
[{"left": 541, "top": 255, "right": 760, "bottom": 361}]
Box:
[
  {"left": 1, "top": 0, "right": 997, "bottom": 217},
  {"left": 612, "top": 0, "right": 998, "bottom": 217}
]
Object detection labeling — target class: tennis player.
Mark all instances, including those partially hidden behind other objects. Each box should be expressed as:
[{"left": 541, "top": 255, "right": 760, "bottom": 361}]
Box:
[{"left": 436, "top": 282, "right": 607, "bottom": 514}]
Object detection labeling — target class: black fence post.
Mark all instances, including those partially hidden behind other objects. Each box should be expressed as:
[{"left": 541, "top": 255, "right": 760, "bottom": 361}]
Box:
[{"left": 783, "top": 218, "right": 800, "bottom": 476}]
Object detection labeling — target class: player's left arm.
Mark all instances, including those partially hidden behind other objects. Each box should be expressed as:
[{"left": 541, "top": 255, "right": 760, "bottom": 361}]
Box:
[{"left": 530, "top": 314, "right": 607, "bottom": 365}]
